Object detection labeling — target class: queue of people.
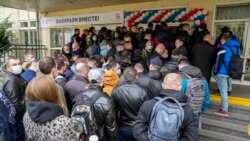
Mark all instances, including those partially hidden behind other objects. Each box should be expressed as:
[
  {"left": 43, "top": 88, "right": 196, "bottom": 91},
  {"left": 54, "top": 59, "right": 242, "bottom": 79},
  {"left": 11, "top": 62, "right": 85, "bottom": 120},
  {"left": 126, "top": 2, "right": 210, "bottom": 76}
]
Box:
[{"left": 0, "top": 21, "right": 242, "bottom": 141}]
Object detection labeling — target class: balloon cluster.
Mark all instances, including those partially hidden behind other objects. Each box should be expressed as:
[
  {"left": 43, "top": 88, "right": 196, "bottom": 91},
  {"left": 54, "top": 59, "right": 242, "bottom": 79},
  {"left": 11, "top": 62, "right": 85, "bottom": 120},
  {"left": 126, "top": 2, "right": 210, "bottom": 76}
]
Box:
[{"left": 124, "top": 8, "right": 208, "bottom": 28}]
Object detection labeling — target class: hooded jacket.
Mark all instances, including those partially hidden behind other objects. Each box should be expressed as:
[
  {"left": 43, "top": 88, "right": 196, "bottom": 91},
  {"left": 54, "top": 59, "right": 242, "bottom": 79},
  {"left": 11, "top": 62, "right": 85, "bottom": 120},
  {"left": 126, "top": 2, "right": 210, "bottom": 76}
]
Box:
[
  {"left": 179, "top": 66, "right": 210, "bottom": 112},
  {"left": 133, "top": 89, "right": 198, "bottom": 141},
  {"left": 23, "top": 101, "right": 83, "bottom": 141},
  {"left": 214, "top": 38, "right": 240, "bottom": 76},
  {"left": 103, "top": 70, "right": 119, "bottom": 96}
]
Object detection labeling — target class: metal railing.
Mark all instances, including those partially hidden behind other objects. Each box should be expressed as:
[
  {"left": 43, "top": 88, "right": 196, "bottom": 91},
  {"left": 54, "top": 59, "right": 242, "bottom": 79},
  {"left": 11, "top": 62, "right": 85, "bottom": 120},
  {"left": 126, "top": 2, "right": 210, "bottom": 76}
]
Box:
[{"left": 0, "top": 44, "right": 47, "bottom": 72}]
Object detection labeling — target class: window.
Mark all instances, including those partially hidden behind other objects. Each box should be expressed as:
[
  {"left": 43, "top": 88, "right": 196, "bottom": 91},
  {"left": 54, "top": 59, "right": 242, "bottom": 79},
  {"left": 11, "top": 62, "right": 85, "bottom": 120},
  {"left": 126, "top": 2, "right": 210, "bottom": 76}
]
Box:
[
  {"left": 30, "top": 21, "right": 36, "bottom": 27},
  {"left": 20, "top": 30, "right": 28, "bottom": 44},
  {"left": 30, "top": 30, "right": 37, "bottom": 44},
  {"left": 216, "top": 4, "right": 250, "bottom": 20},
  {"left": 50, "top": 28, "right": 74, "bottom": 48},
  {"left": 245, "top": 59, "right": 250, "bottom": 81},
  {"left": 51, "top": 28, "right": 63, "bottom": 48},
  {"left": 20, "top": 22, "right": 28, "bottom": 28}
]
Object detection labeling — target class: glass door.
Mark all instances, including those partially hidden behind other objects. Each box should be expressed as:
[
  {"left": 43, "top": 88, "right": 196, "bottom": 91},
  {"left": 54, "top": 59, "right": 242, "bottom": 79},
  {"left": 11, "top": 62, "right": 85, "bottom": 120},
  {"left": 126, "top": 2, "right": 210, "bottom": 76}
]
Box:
[{"left": 214, "top": 21, "right": 250, "bottom": 81}]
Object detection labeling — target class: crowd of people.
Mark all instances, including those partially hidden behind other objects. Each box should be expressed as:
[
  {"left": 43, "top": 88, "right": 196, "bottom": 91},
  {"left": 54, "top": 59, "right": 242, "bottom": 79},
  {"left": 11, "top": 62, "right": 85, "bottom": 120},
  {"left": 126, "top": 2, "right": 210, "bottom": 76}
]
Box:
[{"left": 0, "top": 21, "right": 241, "bottom": 141}]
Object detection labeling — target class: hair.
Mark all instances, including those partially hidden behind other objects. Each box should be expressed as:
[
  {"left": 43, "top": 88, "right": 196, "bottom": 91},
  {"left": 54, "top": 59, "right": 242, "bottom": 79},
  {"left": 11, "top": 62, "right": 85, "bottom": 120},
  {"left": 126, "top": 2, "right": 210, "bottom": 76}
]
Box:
[
  {"left": 172, "top": 48, "right": 182, "bottom": 56},
  {"left": 106, "top": 61, "right": 118, "bottom": 70},
  {"left": 148, "top": 22, "right": 153, "bottom": 28},
  {"left": 75, "top": 62, "right": 89, "bottom": 74},
  {"left": 56, "top": 58, "right": 65, "bottom": 70},
  {"left": 84, "top": 29, "right": 89, "bottom": 32},
  {"left": 160, "top": 65, "right": 169, "bottom": 77},
  {"left": 26, "top": 76, "right": 65, "bottom": 114},
  {"left": 176, "top": 36, "right": 186, "bottom": 43},
  {"left": 123, "top": 66, "right": 137, "bottom": 82},
  {"left": 74, "top": 28, "right": 80, "bottom": 32},
  {"left": 134, "top": 63, "right": 144, "bottom": 72},
  {"left": 76, "top": 57, "right": 88, "bottom": 64},
  {"left": 89, "top": 27, "right": 95, "bottom": 34},
  {"left": 177, "top": 56, "right": 190, "bottom": 65},
  {"left": 24, "top": 50, "right": 33, "bottom": 56},
  {"left": 221, "top": 34, "right": 230, "bottom": 41},
  {"left": 38, "top": 57, "right": 56, "bottom": 74},
  {"left": 124, "top": 33, "right": 132, "bottom": 39},
  {"left": 6, "top": 56, "right": 18, "bottom": 65}
]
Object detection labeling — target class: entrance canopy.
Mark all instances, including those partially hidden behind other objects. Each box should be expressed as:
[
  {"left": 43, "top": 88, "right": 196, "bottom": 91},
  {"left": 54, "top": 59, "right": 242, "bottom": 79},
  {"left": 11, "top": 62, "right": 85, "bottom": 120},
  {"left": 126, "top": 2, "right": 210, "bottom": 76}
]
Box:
[{"left": 0, "top": 0, "right": 155, "bottom": 12}]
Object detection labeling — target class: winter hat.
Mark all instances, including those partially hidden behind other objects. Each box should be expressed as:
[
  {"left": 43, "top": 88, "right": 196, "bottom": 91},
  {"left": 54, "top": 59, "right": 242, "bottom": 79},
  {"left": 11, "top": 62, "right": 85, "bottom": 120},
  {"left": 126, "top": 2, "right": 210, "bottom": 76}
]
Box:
[
  {"left": 150, "top": 56, "right": 163, "bottom": 67},
  {"left": 103, "top": 70, "right": 119, "bottom": 96},
  {"left": 88, "top": 68, "right": 105, "bottom": 83}
]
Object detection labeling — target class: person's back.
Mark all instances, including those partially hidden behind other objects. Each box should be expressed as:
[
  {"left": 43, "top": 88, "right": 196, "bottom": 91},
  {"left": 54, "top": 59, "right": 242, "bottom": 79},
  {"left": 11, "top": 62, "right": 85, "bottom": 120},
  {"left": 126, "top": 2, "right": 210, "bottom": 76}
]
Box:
[
  {"left": 192, "top": 35, "right": 216, "bottom": 84},
  {"left": 133, "top": 73, "right": 198, "bottom": 141},
  {"left": 75, "top": 86, "right": 117, "bottom": 141},
  {"left": 112, "top": 67, "right": 147, "bottom": 141},
  {"left": 23, "top": 76, "right": 84, "bottom": 141}
]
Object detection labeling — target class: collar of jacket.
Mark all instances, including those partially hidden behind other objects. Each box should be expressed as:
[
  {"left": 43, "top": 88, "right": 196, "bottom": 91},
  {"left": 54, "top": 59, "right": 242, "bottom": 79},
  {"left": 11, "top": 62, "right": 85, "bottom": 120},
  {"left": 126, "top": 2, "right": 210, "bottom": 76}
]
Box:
[
  {"left": 58, "top": 73, "right": 66, "bottom": 78},
  {"left": 148, "top": 70, "right": 162, "bottom": 80},
  {"left": 89, "top": 84, "right": 103, "bottom": 91},
  {"left": 72, "top": 75, "right": 89, "bottom": 83},
  {"left": 27, "top": 101, "right": 64, "bottom": 123},
  {"left": 158, "top": 89, "right": 188, "bottom": 103}
]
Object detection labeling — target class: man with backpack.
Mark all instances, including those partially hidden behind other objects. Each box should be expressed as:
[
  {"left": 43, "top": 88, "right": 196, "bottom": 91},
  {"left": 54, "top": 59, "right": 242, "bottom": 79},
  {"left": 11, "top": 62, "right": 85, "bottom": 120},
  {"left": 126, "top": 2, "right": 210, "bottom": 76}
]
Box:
[
  {"left": 72, "top": 68, "right": 117, "bottom": 141},
  {"left": 177, "top": 56, "right": 210, "bottom": 127},
  {"left": 133, "top": 73, "right": 198, "bottom": 141},
  {"left": 213, "top": 34, "right": 241, "bottom": 117}
]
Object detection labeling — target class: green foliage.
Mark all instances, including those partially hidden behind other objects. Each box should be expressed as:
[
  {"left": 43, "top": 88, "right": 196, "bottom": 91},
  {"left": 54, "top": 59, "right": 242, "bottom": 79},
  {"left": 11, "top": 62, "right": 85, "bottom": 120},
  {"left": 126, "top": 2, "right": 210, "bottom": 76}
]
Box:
[{"left": 0, "top": 17, "right": 14, "bottom": 51}]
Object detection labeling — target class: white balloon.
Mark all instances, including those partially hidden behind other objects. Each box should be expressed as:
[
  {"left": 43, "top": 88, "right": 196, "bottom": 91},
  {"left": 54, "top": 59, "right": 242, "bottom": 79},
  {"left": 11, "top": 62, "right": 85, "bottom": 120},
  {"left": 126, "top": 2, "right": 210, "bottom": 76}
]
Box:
[
  {"left": 195, "top": 20, "right": 200, "bottom": 25},
  {"left": 203, "top": 10, "right": 208, "bottom": 15}
]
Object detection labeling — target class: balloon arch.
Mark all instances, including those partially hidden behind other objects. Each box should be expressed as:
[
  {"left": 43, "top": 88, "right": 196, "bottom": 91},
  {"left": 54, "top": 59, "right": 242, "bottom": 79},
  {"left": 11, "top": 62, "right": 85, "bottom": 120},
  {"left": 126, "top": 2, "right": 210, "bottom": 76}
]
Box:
[{"left": 124, "top": 8, "right": 208, "bottom": 28}]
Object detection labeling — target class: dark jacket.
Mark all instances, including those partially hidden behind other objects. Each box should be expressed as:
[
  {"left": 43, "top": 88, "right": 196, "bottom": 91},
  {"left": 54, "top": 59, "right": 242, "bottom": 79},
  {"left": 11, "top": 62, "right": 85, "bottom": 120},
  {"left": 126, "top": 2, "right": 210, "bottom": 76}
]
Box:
[
  {"left": 55, "top": 73, "right": 73, "bottom": 113},
  {"left": 75, "top": 86, "right": 117, "bottom": 141},
  {"left": 133, "top": 89, "right": 198, "bottom": 141},
  {"left": 178, "top": 45, "right": 189, "bottom": 58},
  {"left": 2, "top": 72, "right": 27, "bottom": 121},
  {"left": 106, "top": 47, "right": 116, "bottom": 60},
  {"left": 191, "top": 41, "right": 216, "bottom": 83},
  {"left": 137, "top": 70, "right": 163, "bottom": 99},
  {"left": 194, "top": 29, "right": 210, "bottom": 44},
  {"left": 112, "top": 81, "right": 148, "bottom": 128},
  {"left": 0, "top": 91, "right": 16, "bottom": 141},
  {"left": 66, "top": 75, "right": 89, "bottom": 101}
]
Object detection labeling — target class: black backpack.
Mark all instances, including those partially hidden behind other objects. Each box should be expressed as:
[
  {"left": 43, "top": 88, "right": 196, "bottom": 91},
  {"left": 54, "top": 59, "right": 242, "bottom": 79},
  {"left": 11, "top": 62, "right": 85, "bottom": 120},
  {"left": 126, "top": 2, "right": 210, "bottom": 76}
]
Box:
[
  {"left": 228, "top": 47, "right": 243, "bottom": 79},
  {"left": 71, "top": 91, "right": 102, "bottom": 141}
]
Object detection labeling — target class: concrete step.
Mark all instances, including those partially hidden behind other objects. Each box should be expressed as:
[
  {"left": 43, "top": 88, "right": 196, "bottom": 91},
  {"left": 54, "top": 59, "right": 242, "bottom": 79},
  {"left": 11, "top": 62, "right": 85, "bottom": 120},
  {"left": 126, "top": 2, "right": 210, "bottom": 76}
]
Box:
[
  {"left": 209, "top": 101, "right": 250, "bottom": 116},
  {"left": 202, "top": 109, "right": 250, "bottom": 126},
  {"left": 199, "top": 129, "right": 250, "bottom": 141},
  {"left": 202, "top": 118, "right": 250, "bottom": 139}
]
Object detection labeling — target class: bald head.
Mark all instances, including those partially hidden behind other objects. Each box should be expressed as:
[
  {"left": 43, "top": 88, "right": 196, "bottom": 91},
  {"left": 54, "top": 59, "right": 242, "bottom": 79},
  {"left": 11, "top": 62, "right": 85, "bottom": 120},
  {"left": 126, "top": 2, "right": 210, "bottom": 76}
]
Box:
[
  {"left": 76, "top": 62, "right": 89, "bottom": 77},
  {"left": 134, "top": 63, "right": 144, "bottom": 73},
  {"left": 162, "top": 73, "right": 182, "bottom": 91},
  {"left": 155, "top": 43, "right": 165, "bottom": 55},
  {"left": 203, "top": 34, "right": 213, "bottom": 44}
]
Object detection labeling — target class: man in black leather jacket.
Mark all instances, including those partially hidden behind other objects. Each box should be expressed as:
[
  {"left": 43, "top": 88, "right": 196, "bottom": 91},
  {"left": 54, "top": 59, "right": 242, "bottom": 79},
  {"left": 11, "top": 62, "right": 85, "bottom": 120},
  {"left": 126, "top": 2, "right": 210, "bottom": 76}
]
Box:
[
  {"left": 136, "top": 57, "right": 163, "bottom": 99},
  {"left": 74, "top": 68, "right": 117, "bottom": 141},
  {"left": 2, "top": 56, "right": 27, "bottom": 141},
  {"left": 112, "top": 67, "right": 148, "bottom": 141}
]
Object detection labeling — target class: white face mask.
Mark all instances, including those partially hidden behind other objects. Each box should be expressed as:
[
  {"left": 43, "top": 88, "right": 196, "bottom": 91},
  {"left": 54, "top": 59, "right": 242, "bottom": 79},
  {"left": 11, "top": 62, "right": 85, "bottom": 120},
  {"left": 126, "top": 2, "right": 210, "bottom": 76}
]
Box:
[
  {"left": 12, "top": 65, "right": 22, "bottom": 75},
  {"left": 93, "top": 36, "right": 97, "bottom": 41},
  {"left": 65, "top": 50, "right": 70, "bottom": 54},
  {"left": 146, "top": 45, "right": 153, "bottom": 52},
  {"left": 116, "top": 69, "right": 121, "bottom": 75}
]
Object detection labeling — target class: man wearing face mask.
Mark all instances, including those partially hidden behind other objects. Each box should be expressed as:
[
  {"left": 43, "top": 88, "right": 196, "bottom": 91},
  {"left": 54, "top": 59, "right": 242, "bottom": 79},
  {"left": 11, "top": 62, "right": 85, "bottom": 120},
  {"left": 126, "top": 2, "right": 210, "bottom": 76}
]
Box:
[{"left": 2, "top": 56, "right": 27, "bottom": 141}]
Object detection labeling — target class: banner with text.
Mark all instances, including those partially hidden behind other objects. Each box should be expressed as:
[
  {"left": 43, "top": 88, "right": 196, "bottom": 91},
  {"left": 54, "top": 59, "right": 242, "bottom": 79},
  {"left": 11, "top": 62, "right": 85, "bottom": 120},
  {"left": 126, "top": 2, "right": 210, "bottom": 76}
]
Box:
[{"left": 40, "top": 11, "right": 123, "bottom": 27}]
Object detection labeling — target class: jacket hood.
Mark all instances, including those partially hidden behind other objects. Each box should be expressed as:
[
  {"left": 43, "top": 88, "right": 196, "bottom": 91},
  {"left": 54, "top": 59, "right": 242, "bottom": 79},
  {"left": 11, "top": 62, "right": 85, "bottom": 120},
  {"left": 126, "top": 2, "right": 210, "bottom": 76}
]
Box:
[
  {"left": 148, "top": 70, "right": 163, "bottom": 80},
  {"left": 27, "top": 101, "right": 64, "bottom": 123},
  {"left": 159, "top": 89, "right": 188, "bottom": 103},
  {"left": 180, "top": 66, "right": 203, "bottom": 78},
  {"left": 225, "top": 39, "right": 240, "bottom": 48}
]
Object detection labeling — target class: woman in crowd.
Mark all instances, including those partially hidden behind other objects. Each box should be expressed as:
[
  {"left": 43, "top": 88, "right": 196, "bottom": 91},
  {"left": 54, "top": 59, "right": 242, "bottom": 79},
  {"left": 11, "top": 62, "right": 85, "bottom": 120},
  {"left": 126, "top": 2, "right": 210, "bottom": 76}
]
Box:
[{"left": 23, "top": 76, "right": 84, "bottom": 141}]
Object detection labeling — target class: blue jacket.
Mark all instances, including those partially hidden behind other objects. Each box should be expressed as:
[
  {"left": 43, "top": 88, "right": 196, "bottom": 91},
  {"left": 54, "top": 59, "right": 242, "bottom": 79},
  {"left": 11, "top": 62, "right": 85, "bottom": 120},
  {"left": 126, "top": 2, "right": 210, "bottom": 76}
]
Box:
[
  {"left": 181, "top": 79, "right": 210, "bottom": 112},
  {"left": 214, "top": 39, "right": 240, "bottom": 75},
  {"left": 21, "top": 69, "right": 36, "bottom": 83}
]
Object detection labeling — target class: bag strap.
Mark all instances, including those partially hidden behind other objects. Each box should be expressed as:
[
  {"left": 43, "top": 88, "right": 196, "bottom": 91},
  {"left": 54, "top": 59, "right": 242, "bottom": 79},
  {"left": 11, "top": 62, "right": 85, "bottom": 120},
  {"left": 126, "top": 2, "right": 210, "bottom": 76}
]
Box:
[
  {"left": 89, "top": 91, "right": 103, "bottom": 106},
  {"left": 179, "top": 72, "right": 192, "bottom": 79}
]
